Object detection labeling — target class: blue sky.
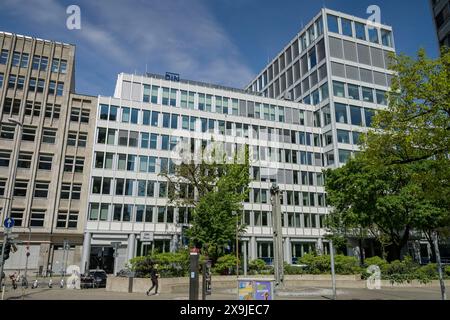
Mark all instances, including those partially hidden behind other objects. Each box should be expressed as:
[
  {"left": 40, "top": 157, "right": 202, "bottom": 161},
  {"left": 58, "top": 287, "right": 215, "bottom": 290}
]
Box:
[{"left": 0, "top": 0, "right": 438, "bottom": 96}]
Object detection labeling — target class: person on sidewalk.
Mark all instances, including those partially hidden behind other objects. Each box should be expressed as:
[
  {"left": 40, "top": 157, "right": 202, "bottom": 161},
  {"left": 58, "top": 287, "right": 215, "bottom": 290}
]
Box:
[{"left": 146, "top": 264, "right": 159, "bottom": 296}]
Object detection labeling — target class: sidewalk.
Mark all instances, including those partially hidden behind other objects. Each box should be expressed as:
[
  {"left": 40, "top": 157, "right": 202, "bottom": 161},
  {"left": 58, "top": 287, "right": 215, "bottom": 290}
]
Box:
[{"left": 1, "top": 286, "right": 445, "bottom": 300}]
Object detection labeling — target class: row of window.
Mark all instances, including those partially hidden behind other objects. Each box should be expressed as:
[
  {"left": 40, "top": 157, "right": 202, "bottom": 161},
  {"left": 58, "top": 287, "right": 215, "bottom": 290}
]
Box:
[
  {"left": 132, "top": 85, "right": 319, "bottom": 124},
  {"left": 8, "top": 208, "right": 77, "bottom": 228},
  {"left": 0, "top": 151, "right": 84, "bottom": 173},
  {"left": 0, "top": 49, "right": 67, "bottom": 73},
  {"left": 251, "top": 15, "right": 325, "bottom": 92},
  {"left": 327, "top": 14, "right": 393, "bottom": 47},
  {"left": 88, "top": 203, "right": 192, "bottom": 223},
  {"left": 332, "top": 81, "right": 387, "bottom": 105},
  {"left": 2, "top": 98, "right": 62, "bottom": 119}
]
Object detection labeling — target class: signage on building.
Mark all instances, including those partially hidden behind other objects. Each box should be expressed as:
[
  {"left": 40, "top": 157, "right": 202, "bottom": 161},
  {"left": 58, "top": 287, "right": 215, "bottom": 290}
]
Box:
[
  {"left": 140, "top": 232, "right": 154, "bottom": 242},
  {"left": 165, "top": 72, "right": 180, "bottom": 82}
]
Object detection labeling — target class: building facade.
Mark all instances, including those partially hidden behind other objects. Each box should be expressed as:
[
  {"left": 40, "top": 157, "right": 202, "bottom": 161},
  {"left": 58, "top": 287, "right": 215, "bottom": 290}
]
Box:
[
  {"left": 0, "top": 31, "right": 97, "bottom": 274},
  {"left": 79, "top": 8, "right": 398, "bottom": 274},
  {"left": 430, "top": 0, "right": 450, "bottom": 48}
]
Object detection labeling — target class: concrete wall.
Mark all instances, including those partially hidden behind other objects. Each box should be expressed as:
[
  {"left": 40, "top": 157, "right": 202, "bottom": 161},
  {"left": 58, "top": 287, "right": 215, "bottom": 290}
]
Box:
[{"left": 106, "top": 275, "right": 450, "bottom": 294}]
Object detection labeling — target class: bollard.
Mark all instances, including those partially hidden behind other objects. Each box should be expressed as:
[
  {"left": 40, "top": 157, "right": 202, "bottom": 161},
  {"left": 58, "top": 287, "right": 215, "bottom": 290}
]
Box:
[{"left": 128, "top": 276, "right": 133, "bottom": 293}]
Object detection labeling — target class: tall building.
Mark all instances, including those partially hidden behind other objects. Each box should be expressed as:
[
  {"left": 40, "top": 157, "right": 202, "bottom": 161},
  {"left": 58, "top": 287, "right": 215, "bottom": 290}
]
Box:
[
  {"left": 79, "top": 9, "right": 401, "bottom": 274},
  {"left": 0, "top": 31, "right": 96, "bottom": 274},
  {"left": 430, "top": 0, "right": 450, "bottom": 48}
]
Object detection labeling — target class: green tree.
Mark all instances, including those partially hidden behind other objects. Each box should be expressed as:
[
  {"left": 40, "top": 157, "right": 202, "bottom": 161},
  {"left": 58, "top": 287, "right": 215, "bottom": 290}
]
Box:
[
  {"left": 325, "top": 48, "right": 450, "bottom": 262},
  {"left": 163, "top": 143, "right": 250, "bottom": 262}
]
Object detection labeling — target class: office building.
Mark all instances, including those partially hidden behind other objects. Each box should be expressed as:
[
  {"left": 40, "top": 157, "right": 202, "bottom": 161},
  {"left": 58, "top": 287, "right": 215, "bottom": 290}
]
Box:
[
  {"left": 0, "top": 31, "right": 97, "bottom": 274},
  {"left": 430, "top": 0, "right": 450, "bottom": 48},
  {"left": 80, "top": 8, "right": 400, "bottom": 274}
]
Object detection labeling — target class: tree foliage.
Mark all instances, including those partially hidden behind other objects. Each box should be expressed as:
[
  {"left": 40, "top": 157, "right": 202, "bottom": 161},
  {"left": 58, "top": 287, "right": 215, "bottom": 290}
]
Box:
[
  {"left": 163, "top": 144, "right": 250, "bottom": 262},
  {"left": 325, "top": 48, "right": 450, "bottom": 261}
]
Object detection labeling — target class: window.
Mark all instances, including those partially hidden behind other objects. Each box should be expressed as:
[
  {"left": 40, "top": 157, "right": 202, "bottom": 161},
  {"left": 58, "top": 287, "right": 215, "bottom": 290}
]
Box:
[
  {"left": 42, "top": 128, "right": 57, "bottom": 143},
  {"left": 68, "top": 132, "right": 77, "bottom": 146},
  {"left": 350, "top": 105, "right": 362, "bottom": 126},
  {"left": 20, "top": 53, "right": 29, "bottom": 68},
  {"left": 0, "top": 150, "right": 11, "bottom": 167},
  {"left": 327, "top": 14, "right": 339, "bottom": 33},
  {"left": 355, "top": 22, "right": 366, "bottom": 40},
  {"left": 34, "top": 181, "right": 49, "bottom": 197},
  {"left": 17, "top": 76, "right": 25, "bottom": 90},
  {"left": 0, "top": 178, "right": 6, "bottom": 196},
  {"left": 151, "top": 111, "right": 159, "bottom": 127},
  {"left": 0, "top": 123, "right": 15, "bottom": 139},
  {"left": 70, "top": 108, "right": 90, "bottom": 123},
  {"left": 18, "top": 152, "right": 33, "bottom": 168},
  {"left": 308, "top": 49, "right": 317, "bottom": 69},
  {"left": 14, "top": 180, "right": 28, "bottom": 197},
  {"left": 0, "top": 49, "right": 8, "bottom": 64},
  {"left": 30, "top": 209, "right": 45, "bottom": 227},
  {"left": 48, "top": 81, "right": 56, "bottom": 95},
  {"left": 341, "top": 18, "right": 353, "bottom": 37},
  {"left": 143, "top": 84, "right": 150, "bottom": 102},
  {"left": 337, "top": 129, "right": 350, "bottom": 144},
  {"left": 368, "top": 27, "right": 379, "bottom": 44},
  {"left": 57, "top": 210, "right": 78, "bottom": 228},
  {"left": 37, "top": 79, "right": 45, "bottom": 93},
  {"left": 162, "top": 113, "right": 170, "bottom": 128},
  {"left": 45, "top": 104, "right": 61, "bottom": 119},
  {"left": 335, "top": 103, "right": 348, "bottom": 123},
  {"left": 362, "top": 87, "right": 374, "bottom": 102},
  {"left": 0, "top": 73, "right": 3, "bottom": 88},
  {"left": 376, "top": 90, "right": 387, "bottom": 105},
  {"left": 12, "top": 52, "right": 20, "bottom": 67},
  {"left": 339, "top": 149, "right": 352, "bottom": 163},
  {"left": 22, "top": 126, "right": 37, "bottom": 142},
  {"left": 347, "top": 84, "right": 360, "bottom": 100},
  {"left": 40, "top": 56, "right": 48, "bottom": 71},
  {"left": 38, "top": 154, "right": 53, "bottom": 170},
  {"left": 381, "top": 29, "right": 393, "bottom": 47},
  {"left": 333, "top": 81, "right": 345, "bottom": 97},
  {"left": 151, "top": 86, "right": 159, "bottom": 104},
  {"left": 364, "top": 108, "right": 375, "bottom": 127},
  {"left": 353, "top": 131, "right": 362, "bottom": 145},
  {"left": 8, "top": 74, "right": 16, "bottom": 88}
]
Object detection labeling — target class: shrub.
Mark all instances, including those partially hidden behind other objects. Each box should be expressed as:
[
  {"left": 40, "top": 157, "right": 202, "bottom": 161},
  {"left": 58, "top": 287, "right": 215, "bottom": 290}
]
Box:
[
  {"left": 415, "top": 263, "right": 438, "bottom": 284},
  {"left": 445, "top": 265, "right": 450, "bottom": 278},
  {"left": 284, "top": 262, "right": 305, "bottom": 275},
  {"left": 248, "top": 259, "right": 273, "bottom": 275},
  {"left": 298, "top": 253, "right": 330, "bottom": 274},
  {"left": 364, "top": 256, "right": 389, "bottom": 272},
  {"left": 213, "top": 254, "right": 239, "bottom": 275},
  {"left": 334, "top": 255, "right": 362, "bottom": 274},
  {"left": 127, "top": 250, "right": 190, "bottom": 278}
]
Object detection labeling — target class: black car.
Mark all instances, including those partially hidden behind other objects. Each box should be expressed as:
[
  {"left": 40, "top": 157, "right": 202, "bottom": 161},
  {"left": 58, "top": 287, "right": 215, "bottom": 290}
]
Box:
[{"left": 81, "top": 270, "right": 107, "bottom": 289}]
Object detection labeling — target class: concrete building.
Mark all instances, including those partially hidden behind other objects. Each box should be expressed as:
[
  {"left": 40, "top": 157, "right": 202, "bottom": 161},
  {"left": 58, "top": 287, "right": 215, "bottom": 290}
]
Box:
[
  {"left": 430, "top": 0, "right": 450, "bottom": 48},
  {"left": 0, "top": 31, "right": 97, "bottom": 275},
  {"left": 79, "top": 9, "right": 399, "bottom": 274}
]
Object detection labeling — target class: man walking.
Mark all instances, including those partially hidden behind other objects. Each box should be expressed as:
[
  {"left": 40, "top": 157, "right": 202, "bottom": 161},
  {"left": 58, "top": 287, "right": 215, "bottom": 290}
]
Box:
[{"left": 146, "top": 264, "right": 159, "bottom": 296}]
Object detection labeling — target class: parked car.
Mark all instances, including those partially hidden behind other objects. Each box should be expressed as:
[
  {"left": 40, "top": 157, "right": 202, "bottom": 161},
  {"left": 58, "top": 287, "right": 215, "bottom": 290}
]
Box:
[{"left": 80, "top": 270, "right": 107, "bottom": 289}]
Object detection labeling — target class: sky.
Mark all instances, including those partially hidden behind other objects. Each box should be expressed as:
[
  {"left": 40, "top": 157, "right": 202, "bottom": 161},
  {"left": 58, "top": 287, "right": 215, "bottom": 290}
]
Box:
[{"left": 0, "top": 0, "right": 439, "bottom": 97}]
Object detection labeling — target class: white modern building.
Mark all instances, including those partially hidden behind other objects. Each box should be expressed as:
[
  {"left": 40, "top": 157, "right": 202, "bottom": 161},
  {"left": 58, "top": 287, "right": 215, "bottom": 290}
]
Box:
[{"left": 80, "top": 8, "right": 398, "bottom": 274}]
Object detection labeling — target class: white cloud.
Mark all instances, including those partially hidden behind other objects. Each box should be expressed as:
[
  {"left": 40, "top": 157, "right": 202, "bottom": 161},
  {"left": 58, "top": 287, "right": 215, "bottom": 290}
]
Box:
[{"left": 0, "top": 0, "right": 255, "bottom": 93}]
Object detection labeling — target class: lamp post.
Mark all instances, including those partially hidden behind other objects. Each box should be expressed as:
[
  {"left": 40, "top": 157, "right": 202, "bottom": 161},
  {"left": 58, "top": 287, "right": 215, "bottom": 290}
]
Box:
[
  {"left": 232, "top": 211, "right": 239, "bottom": 277},
  {"left": 0, "top": 118, "right": 23, "bottom": 294}
]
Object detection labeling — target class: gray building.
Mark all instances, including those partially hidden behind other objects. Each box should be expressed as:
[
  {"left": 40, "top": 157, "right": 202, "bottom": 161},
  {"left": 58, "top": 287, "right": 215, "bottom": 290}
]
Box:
[
  {"left": 430, "top": 0, "right": 450, "bottom": 48},
  {"left": 0, "top": 31, "right": 97, "bottom": 275}
]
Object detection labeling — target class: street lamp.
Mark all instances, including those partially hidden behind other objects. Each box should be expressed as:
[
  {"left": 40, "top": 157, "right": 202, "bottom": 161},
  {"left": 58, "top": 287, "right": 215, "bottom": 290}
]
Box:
[
  {"left": 0, "top": 118, "right": 23, "bottom": 296},
  {"left": 232, "top": 211, "right": 239, "bottom": 277}
]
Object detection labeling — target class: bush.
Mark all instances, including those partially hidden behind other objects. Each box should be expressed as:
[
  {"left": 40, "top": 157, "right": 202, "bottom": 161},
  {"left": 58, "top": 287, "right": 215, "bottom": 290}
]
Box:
[
  {"left": 364, "top": 256, "right": 389, "bottom": 271},
  {"left": 213, "top": 254, "right": 238, "bottom": 275},
  {"left": 445, "top": 265, "right": 450, "bottom": 277},
  {"left": 128, "top": 250, "right": 190, "bottom": 278},
  {"left": 284, "top": 262, "right": 305, "bottom": 275},
  {"left": 334, "top": 255, "right": 362, "bottom": 274},
  {"left": 248, "top": 259, "right": 273, "bottom": 275},
  {"left": 298, "top": 253, "right": 330, "bottom": 274}
]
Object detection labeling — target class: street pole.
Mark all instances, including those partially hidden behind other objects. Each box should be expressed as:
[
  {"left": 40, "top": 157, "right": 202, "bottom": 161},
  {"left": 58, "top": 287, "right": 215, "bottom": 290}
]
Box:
[
  {"left": 432, "top": 231, "right": 447, "bottom": 300},
  {"left": 232, "top": 211, "right": 239, "bottom": 278},
  {"left": 24, "top": 227, "right": 31, "bottom": 285},
  {"left": 270, "top": 183, "right": 284, "bottom": 289},
  {"left": 0, "top": 119, "right": 23, "bottom": 295},
  {"left": 330, "top": 240, "right": 337, "bottom": 300}
]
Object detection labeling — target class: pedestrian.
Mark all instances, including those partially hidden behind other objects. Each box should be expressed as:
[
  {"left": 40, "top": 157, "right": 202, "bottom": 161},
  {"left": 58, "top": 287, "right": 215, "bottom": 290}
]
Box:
[
  {"left": 146, "top": 264, "right": 159, "bottom": 296},
  {"left": 9, "top": 272, "right": 17, "bottom": 290}
]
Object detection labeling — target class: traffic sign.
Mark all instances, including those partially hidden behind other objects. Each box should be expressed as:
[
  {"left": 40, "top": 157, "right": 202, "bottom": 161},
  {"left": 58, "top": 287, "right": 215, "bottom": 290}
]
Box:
[{"left": 3, "top": 217, "right": 14, "bottom": 229}]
